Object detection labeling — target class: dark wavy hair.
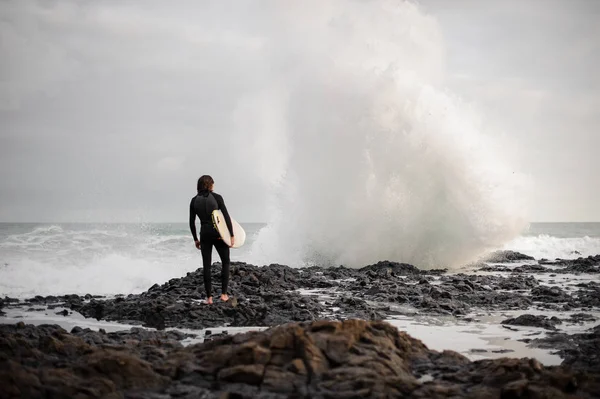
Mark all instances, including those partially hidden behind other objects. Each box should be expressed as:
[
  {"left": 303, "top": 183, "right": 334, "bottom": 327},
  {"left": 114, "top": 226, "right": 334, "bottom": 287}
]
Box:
[{"left": 197, "top": 175, "right": 214, "bottom": 192}]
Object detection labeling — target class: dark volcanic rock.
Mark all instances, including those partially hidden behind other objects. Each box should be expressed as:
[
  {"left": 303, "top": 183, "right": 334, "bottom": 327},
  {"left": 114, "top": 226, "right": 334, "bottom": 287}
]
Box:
[
  {"left": 502, "top": 314, "right": 562, "bottom": 330},
  {"left": 539, "top": 255, "right": 600, "bottom": 274},
  {"left": 0, "top": 297, "right": 19, "bottom": 316},
  {"left": 78, "top": 290, "right": 324, "bottom": 331},
  {"left": 345, "top": 271, "right": 539, "bottom": 315},
  {"left": 498, "top": 275, "right": 539, "bottom": 290},
  {"left": 72, "top": 264, "right": 336, "bottom": 330},
  {"left": 0, "top": 322, "right": 173, "bottom": 398},
  {"left": 531, "top": 324, "right": 600, "bottom": 372},
  {"left": 513, "top": 264, "right": 552, "bottom": 273},
  {"left": 571, "top": 282, "right": 600, "bottom": 309},
  {"left": 531, "top": 286, "right": 571, "bottom": 303},
  {"left": 477, "top": 255, "right": 600, "bottom": 276},
  {"left": 69, "top": 326, "right": 195, "bottom": 348},
  {"left": 475, "top": 264, "right": 551, "bottom": 273},
  {"left": 2, "top": 320, "right": 599, "bottom": 399},
  {"left": 2, "top": 297, "right": 19, "bottom": 305},
  {"left": 16, "top": 256, "right": 594, "bottom": 333},
  {"left": 66, "top": 262, "right": 447, "bottom": 330},
  {"left": 564, "top": 313, "right": 597, "bottom": 324},
  {"left": 359, "top": 260, "right": 422, "bottom": 275},
  {"left": 329, "top": 296, "right": 387, "bottom": 320},
  {"left": 482, "top": 250, "right": 535, "bottom": 263},
  {"left": 476, "top": 264, "right": 511, "bottom": 272}
]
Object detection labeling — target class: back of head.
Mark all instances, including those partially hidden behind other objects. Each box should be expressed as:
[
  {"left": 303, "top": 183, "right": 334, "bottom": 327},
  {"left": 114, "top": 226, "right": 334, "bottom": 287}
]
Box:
[{"left": 197, "top": 175, "right": 214, "bottom": 193}]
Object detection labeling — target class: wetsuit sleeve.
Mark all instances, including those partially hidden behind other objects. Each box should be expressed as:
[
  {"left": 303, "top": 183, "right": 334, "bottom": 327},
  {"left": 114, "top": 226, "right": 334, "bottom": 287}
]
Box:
[
  {"left": 215, "top": 194, "right": 234, "bottom": 237},
  {"left": 189, "top": 198, "right": 198, "bottom": 241}
]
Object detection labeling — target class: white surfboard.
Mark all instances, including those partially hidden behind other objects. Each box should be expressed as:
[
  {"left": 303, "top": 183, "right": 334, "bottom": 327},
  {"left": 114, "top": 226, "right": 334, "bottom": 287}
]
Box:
[{"left": 211, "top": 209, "right": 246, "bottom": 248}]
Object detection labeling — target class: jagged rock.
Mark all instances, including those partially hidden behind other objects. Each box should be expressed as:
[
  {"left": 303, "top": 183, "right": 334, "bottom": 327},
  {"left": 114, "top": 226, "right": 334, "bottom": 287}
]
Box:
[
  {"left": 2, "top": 297, "right": 19, "bottom": 305},
  {"left": 531, "top": 286, "right": 571, "bottom": 303},
  {"left": 10, "top": 256, "right": 598, "bottom": 359},
  {"left": 539, "top": 255, "right": 600, "bottom": 274},
  {"left": 531, "top": 324, "right": 600, "bottom": 372},
  {"left": 0, "top": 323, "right": 169, "bottom": 398},
  {"left": 13, "top": 260, "right": 587, "bottom": 331},
  {"left": 477, "top": 264, "right": 552, "bottom": 273},
  {"left": 502, "top": 314, "right": 563, "bottom": 330},
  {"left": 360, "top": 260, "right": 422, "bottom": 275},
  {"left": 1, "top": 320, "right": 599, "bottom": 398},
  {"left": 482, "top": 250, "right": 536, "bottom": 263},
  {"left": 477, "top": 264, "right": 511, "bottom": 272},
  {"left": 513, "top": 264, "right": 552, "bottom": 273},
  {"left": 564, "top": 313, "right": 597, "bottom": 324}
]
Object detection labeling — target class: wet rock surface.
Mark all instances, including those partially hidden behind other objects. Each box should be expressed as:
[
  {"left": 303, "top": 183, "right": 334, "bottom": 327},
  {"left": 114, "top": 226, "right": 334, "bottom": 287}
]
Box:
[
  {"left": 501, "top": 314, "right": 562, "bottom": 330},
  {"left": 481, "top": 250, "right": 536, "bottom": 263},
  {"left": 480, "top": 254, "right": 600, "bottom": 274},
  {"left": 2, "top": 254, "right": 600, "bottom": 385},
  {"left": 38, "top": 259, "right": 595, "bottom": 328},
  {"left": 2, "top": 320, "right": 599, "bottom": 399},
  {"left": 564, "top": 313, "right": 597, "bottom": 324},
  {"left": 531, "top": 324, "right": 600, "bottom": 372},
  {"left": 8, "top": 261, "right": 554, "bottom": 330},
  {"left": 3, "top": 258, "right": 600, "bottom": 329},
  {"left": 539, "top": 255, "right": 600, "bottom": 274}
]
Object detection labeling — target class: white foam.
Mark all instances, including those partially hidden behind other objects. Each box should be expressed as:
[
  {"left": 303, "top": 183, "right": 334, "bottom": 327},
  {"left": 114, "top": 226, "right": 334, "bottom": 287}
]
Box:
[
  {"left": 0, "top": 254, "right": 199, "bottom": 297},
  {"left": 503, "top": 234, "right": 600, "bottom": 260},
  {"left": 0, "top": 222, "right": 263, "bottom": 297}
]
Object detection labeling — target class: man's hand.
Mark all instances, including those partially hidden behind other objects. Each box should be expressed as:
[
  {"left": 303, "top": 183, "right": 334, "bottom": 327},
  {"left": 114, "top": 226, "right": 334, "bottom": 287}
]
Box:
[
  {"left": 195, "top": 240, "right": 201, "bottom": 250},
  {"left": 230, "top": 236, "right": 235, "bottom": 248}
]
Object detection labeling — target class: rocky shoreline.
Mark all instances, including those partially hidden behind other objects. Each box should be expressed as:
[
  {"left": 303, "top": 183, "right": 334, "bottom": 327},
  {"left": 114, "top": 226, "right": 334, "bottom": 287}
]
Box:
[
  {"left": 1, "top": 251, "right": 599, "bottom": 397},
  {"left": 6, "top": 254, "right": 598, "bottom": 330},
  {"left": 2, "top": 319, "right": 599, "bottom": 398}
]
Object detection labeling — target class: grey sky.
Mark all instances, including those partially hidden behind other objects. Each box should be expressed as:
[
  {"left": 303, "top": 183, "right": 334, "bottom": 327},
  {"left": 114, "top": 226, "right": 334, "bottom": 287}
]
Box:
[
  {"left": 0, "top": 0, "right": 598, "bottom": 223},
  {"left": 420, "top": 0, "right": 600, "bottom": 222}
]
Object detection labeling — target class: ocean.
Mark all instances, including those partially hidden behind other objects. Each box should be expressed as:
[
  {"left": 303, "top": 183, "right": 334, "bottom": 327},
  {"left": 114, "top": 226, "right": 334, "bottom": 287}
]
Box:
[{"left": 1, "top": 222, "right": 599, "bottom": 298}]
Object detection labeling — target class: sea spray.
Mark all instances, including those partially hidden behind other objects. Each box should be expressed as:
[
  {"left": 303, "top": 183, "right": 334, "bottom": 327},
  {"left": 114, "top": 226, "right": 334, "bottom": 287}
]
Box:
[
  {"left": 0, "top": 0, "right": 534, "bottom": 299},
  {"left": 242, "top": 1, "right": 531, "bottom": 268},
  {"left": 0, "top": 223, "right": 263, "bottom": 297},
  {"left": 2, "top": 223, "right": 598, "bottom": 297}
]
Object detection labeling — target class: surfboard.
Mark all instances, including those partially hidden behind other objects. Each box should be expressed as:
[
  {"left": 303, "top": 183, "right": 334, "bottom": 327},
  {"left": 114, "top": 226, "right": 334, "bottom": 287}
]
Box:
[{"left": 211, "top": 209, "right": 246, "bottom": 248}]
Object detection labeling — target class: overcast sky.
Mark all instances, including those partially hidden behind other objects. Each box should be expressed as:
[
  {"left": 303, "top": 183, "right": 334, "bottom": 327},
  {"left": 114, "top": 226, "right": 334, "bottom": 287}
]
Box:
[
  {"left": 423, "top": 0, "right": 600, "bottom": 223},
  {"left": 1, "top": 0, "right": 598, "bottom": 223}
]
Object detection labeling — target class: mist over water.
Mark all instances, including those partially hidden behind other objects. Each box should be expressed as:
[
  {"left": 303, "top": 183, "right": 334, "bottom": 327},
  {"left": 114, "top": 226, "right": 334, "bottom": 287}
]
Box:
[{"left": 242, "top": 1, "right": 530, "bottom": 268}]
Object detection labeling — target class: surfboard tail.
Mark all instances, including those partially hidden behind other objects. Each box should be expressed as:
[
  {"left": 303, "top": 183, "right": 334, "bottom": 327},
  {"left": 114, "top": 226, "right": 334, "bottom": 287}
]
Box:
[{"left": 211, "top": 209, "right": 246, "bottom": 248}]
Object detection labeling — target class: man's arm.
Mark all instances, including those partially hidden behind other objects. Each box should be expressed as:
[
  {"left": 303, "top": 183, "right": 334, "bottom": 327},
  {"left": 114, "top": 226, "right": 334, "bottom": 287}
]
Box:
[{"left": 189, "top": 198, "right": 198, "bottom": 242}]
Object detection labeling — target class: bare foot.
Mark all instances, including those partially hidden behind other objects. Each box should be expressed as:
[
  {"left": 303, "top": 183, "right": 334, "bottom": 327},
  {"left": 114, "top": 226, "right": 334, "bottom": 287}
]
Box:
[
  {"left": 206, "top": 296, "right": 213, "bottom": 305},
  {"left": 220, "top": 294, "right": 229, "bottom": 302}
]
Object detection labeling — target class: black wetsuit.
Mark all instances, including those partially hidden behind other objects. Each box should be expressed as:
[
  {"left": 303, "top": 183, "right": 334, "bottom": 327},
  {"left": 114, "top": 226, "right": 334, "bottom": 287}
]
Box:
[{"left": 189, "top": 190, "right": 234, "bottom": 297}]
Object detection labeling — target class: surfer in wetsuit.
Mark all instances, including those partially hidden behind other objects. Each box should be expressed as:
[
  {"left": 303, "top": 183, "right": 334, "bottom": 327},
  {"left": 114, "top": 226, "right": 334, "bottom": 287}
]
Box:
[{"left": 189, "top": 175, "right": 235, "bottom": 304}]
